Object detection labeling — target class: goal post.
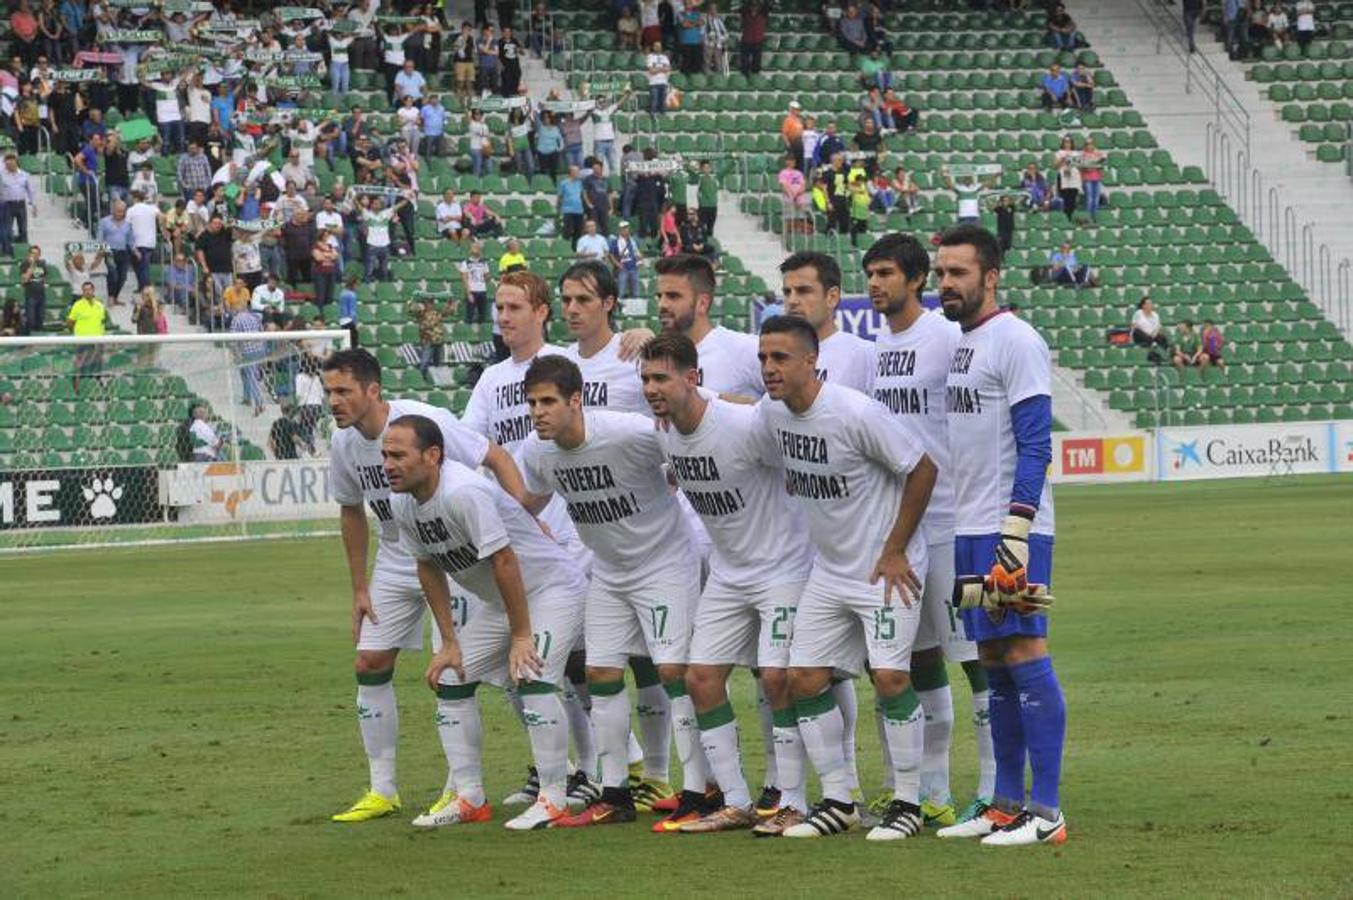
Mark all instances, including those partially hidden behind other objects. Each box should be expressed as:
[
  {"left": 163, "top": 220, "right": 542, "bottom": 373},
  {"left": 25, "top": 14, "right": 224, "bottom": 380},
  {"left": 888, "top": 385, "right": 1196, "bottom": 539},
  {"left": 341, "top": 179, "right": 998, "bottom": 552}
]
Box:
[{"left": 0, "top": 329, "right": 352, "bottom": 552}]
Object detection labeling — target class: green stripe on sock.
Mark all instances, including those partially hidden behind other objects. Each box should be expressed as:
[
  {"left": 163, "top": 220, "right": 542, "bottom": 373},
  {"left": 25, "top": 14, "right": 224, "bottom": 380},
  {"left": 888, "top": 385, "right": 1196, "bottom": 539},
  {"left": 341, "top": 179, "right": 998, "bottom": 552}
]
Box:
[
  {"left": 662, "top": 679, "right": 688, "bottom": 700},
  {"left": 356, "top": 669, "right": 394, "bottom": 686},
  {"left": 911, "top": 659, "right": 950, "bottom": 692},
  {"left": 696, "top": 701, "right": 735, "bottom": 731},
  {"left": 588, "top": 678, "right": 626, "bottom": 697},
  {"left": 435, "top": 681, "right": 479, "bottom": 700},
  {"left": 795, "top": 689, "right": 837, "bottom": 720},
  {"left": 879, "top": 686, "right": 920, "bottom": 723},
  {"left": 772, "top": 707, "right": 798, "bottom": 728},
  {"left": 628, "top": 656, "right": 661, "bottom": 688},
  {"left": 962, "top": 659, "right": 990, "bottom": 693},
  {"left": 517, "top": 680, "right": 557, "bottom": 696}
]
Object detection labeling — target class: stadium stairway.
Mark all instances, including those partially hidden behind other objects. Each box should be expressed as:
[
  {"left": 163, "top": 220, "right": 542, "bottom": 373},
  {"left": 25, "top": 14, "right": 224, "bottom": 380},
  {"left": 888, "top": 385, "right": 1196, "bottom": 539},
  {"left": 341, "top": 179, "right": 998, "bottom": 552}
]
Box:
[{"left": 1072, "top": 0, "right": 1353, "bottom": 336}]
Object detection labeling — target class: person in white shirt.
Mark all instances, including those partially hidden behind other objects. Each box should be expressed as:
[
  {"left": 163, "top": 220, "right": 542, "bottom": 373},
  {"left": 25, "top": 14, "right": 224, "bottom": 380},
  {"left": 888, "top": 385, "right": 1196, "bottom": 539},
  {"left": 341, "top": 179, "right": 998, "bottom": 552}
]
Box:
[
  {"left": 188, "top": 404, "right": 222, "bottom": 461},
  {"left": 558, "top": 260, "right": 647, "bottom": 414},
  {"left": 755, "top": 314, "right": 937, "bottom": 841},
  {"left": 638, "top": 331, "right": 816, "bottom": 835},
  {"left": 322, "top": 347, "right": 532, "bottom": 826},
  {"left": 129, "top": 164, "right": 159, "bottom": 203},
  {"left": 250, "top": 272, "right": 286, "bottom": 321},
  {"left": 645, "top": 42, "right": 671, "bottom": 114},
  {"left": 574, "top": 219, "right": 611, "bottom": 262},
  {"left": 931, "top": 224, "right": 1064, "bottom": 848},
  {"left": 435, "top": 188, "right": 464, "bottom": 241},
  {"left": 518, "top": 355, "right": 704, "bottom": 828},
  {"left": 1295, "top": 0, "right": 1316, "bottom": 53},
  {"left": 385, "top": 413, "right": 587, "bottom": 832},
  {"left": 126, "top": 195, "right": 162, "bottom": 293},
  {"left": 1130, "top": 295, "right": 1168, "bottom": 358},
  {"left": 862, "top": 232, "right": 994, "bottom": 829},
  {"left": 589, "top": 90, "right": 631, "bottom": 174}
]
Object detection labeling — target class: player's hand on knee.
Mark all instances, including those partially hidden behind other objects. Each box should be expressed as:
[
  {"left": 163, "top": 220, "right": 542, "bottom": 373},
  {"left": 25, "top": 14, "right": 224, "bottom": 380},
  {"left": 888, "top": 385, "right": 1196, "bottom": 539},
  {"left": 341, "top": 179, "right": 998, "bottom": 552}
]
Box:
[
  {"left": 871, "top": 549, "right": 921, "bottom": 607},
  {"left": 988, "top": 513, "right": 1031, "bottom": 600},
  {"left": 352, "top": 587, "right": 378, "bottom": 644},
  {"left": 509, "top": 635, "right": 544, "bottom": 685},
  {"left": 426, "top": 641, "right": 465, "bottom": 689}
]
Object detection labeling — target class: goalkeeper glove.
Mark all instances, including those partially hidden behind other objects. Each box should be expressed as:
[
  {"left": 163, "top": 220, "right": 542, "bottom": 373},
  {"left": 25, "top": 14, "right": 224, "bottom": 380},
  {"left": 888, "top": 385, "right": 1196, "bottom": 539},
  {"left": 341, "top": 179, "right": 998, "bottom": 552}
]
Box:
[
  {"left": 989, "top": 513, "right": 1032, "bottom": 600},
  {"left": 952, "top": 575, "right": 1056, "bottom": 616}
]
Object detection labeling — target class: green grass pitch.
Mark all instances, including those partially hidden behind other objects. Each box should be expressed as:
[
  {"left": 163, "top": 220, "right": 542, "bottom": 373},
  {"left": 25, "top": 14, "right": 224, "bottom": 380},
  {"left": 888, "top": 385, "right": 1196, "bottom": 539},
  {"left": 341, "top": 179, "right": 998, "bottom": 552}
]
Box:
[{"left": 5, "top": 475, "right": 1353, "bottom": 897}]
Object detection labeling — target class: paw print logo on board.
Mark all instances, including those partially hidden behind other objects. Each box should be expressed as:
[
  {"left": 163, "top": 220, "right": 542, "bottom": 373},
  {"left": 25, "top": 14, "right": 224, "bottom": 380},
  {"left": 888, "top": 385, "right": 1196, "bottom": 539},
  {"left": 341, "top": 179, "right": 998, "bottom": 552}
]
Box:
[{"left": 82, "top": 477, "right": 124, "bottom": 520}]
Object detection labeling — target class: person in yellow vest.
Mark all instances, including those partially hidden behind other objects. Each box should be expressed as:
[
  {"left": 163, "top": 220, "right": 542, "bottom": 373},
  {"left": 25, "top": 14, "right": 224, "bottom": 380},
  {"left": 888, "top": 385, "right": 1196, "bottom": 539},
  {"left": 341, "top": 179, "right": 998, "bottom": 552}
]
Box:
[
  {"left": 498, "top": 237, "right": 527, "bottom": 274},
  {"left": 67, "top": 281, "right": 107, "bottom": 393}
]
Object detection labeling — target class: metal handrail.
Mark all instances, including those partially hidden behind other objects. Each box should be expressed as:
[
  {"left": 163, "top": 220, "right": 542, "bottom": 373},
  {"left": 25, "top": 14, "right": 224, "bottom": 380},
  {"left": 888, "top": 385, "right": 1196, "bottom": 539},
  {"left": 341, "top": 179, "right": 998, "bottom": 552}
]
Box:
[
  {"left": 1134, "top": 0, "right": 1250, "bottom": 157},
  {"left": 1051, "top": 365, "right": 1110, "bottom": 431},
  {"left": 1338, "top": 260, "right": 1351, "bottom": 333},
  {"left": 35, "top": 126, "right": 53, "bottom": 193}
]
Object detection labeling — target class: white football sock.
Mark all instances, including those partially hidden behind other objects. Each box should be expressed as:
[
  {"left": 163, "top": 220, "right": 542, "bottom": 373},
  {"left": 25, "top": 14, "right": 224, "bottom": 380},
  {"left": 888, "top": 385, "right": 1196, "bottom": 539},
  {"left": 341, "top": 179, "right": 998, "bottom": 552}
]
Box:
[
  {"left": 435, "top": 695, "right": 484, "bottom": 806},
  {"left": 521, "top": 691, "right": 569, "bottom": 808},
  {"left": 635, "top": 683, "right": 671, "bottom": 781},
  {"left": 832, "top": 679, "right": 860, "bottom": 792},
  {"left": 503, "top": 683, "right": 527, "bottom": 725},
  {"left": 881, "top": 689, "right": 924, "bottom": 805},
  {"left": 755, "top": 680, "right": 779, "bottom": 788},
  {"left": 917, "top": 684, "right": 955, "bottom": 804},
  {"left": 772, "top": 711, "right": 808, "bottom": 813},
  {"left": 561, "top": 681, "right": 597, "bottom": 780},
  {"left": 589, "top": 684, "right": 632, "bottom": 789},
  {"left": 795, "top": 690, "right": 853, "bottom": 804},
  {"left": 699, "top": 702, "right": 751, "bottom": 808},
  {"left": 667, "top": 689, "right": 707, "bottom": 794},
  {"left": 875, "top": 702, "right": 895, "bottom": 792},
  {"left": 356, "top": 681, "right": 398, "bottom": 798},
  {"left": 972, "top": 689, "right": 996, "bottom": 799},
  {"left": 626, "top": 729, "right": 644, "bottom": 766}
]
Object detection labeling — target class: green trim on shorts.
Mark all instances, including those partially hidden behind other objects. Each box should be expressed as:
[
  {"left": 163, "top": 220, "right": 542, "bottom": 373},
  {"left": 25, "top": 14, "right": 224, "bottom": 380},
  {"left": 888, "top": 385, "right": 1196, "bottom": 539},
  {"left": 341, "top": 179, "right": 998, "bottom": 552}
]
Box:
[
  {"left": 911, "top": 658, "right": 951, "bottom": 692},
  {"left": 662, "top": 679, "right": 688, "bottom": 700},
  {"left": 356, "top": 669, "right": 395, "bottom": 686},
  {"left": 696, "top": 701, "right": 736, "bottom": 731},
  {"left": 517, "top": 680, "right": 557, "bottom": 696},
  {"left": 629, "top": 656, "right": 661, "bottom": 688},
  {"left": 435, "top": 681, "right": 480, "bottom": 700},
  {"left": 795, "top": 689, "right": 837, "bottom": 721},
  {"left": 879, "top": 686, "right": 920, "bottom": 723},
  {"left": 962, "top": 659, "right": 990, "bottom": 693},
  {"left": 588, "top": 678, "right": 626, "bottom": 697},
  {"left": 772, "top": 707, "right": 799, "bottom": 729}
]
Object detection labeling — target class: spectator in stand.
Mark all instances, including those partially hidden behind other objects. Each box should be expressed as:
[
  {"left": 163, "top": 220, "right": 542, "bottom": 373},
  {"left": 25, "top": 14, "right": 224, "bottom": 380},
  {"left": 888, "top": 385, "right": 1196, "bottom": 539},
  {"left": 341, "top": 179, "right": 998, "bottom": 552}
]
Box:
[
  {"left": 1, "top": 298, "right": 20, "bottom": 336},
  {"left": 435, "top": 188, "right": 464, "bottom": 242},
  {"left": 133, "top": 287, "right": 165, "bottom": 360},
  {"left": 1295, "top": 0, "right": 1316, "bottom": 54},
  {"left": 558, "top": 165, "right": 586, "bottom": 244},
  {"left": 251, "top": 271, "right": 287, "bottom": 325},
  {"left": 852, "top": 118, "right": 883, "bottom": 175},
  {"left": 1046, "top": 3, "right": 1078, "bottom": 50},
  {"left": 590, "top": 89, "right": 630, "bottom": 175},
  {"left": 813, "top": 120, "right": 847, "bottom": 170},
  {"left": 781, "top": 100, "right": 806, "bottom": 171},
  {"left": 888, "top": 166, "right": 922, "bottom": 216},
  {"left": 1047, "top": 241, "right": 1091, "bottom": 287},
  {"left": 1053, "top": 134, "right": 1083, "bottom": 223},
  {"left": 582, "top": 157, "right": 613, "bottom": 236},
  {"left": 166, "top": 252, "right": 196, "bottom": 320},
  {"left": 362, "top": 195, "right": 407, "bottom": 282},
  {"left": 1079, "top": 137, "right": 1106, "bottom": 223},
  {"left": 1040, "top": 62, "right": 1073, "bottom": 111},
  {"left": 617, "top": 6, "right": 641, "bottom": 50},
  {"left": 865, "top": 3, "right": 892, "bottom": 53},
  {"left": 659, "top": 200, "right": 681, "bottom": 256},
  {"left": 696, "top": 159, "right": 719, "bottom": 234},
  {"left": 1131, "top": 296, "right": 1169, "bottom": 362},
  {"left": 860, "top": 86, "right": 889, "bottom": 131},
  {"left": 609, "top": 220, "right": 643, "bottom": 300},
  {"left": 677, "top": 4, "right": 704, "bottom": 75},
  {"left": 535, "top": 110, "right": 563, "bottom": 182},
  {"left": 1200, "top": 319, "right": 1226, "bottom": 371},
  {"left": 633, "top": 151, "right": 665, "bottom": 238},
  {"left": 72, "top": 132, "right": 102, "bottom": 227},
  {"left": 393, "top": 59, "right": 426, "bottom": 104},
  {"left": 1267, "top": 3, "right": 1290, "bottom": 50},
  {"left": 11, "top": 1, "right": 40, "bottom": 71},
  {"left": 96, "top": 201, "right": 132, "bottom": 306},
  {"left": 196, "top": 215, "right": 234, "bottom": 327},
  {"left": 338, "top": 274, "right": 360, "bottom": 330},
  {"left": 477, "top": 24, "right": 501, "bottom": 94},
  {"left": 646, "top": 41, "right": 672, "bottom": 114},
  {"left": 1223, "top": 0, "right": 1245, "bottom": 58},
  {"left": 680, "top": 208, "right": 717, "bottom": 263},
  {"left": 859, "top": 46, "right": 891, "bottom": 91},
  {"left": 995, "top": 194, "right": 1018, "bottom": 257},
  {"left": 283, "top": 209, "right": 316, "bottom": 287},
  {"left": 1071, "top": 62, "right": 1095, "bottom": 111},
  {"left": 779, "top": 154, "right": 810, "bottom": 215},
  {"left": 20, "top": 245, "right": 47, "bottom": 335},
  {"left": 463, "top": 191, "right": 503, "bottom": 238},
  {"left": 187, "top": 403, "right": 223, "bottom": 461},
  {"left": 466, "top": 108, "right": 494, "bottom": 177},
  {"left": 639, "top": 0, "right": 662, "bottom": 48},
  {"left": 177, "top": 141, "right": 213, "bottom": 201},
  {"left": 837, "top": 3, "right": 870, "bottom": 54},
  {"left": 499, "top": 237, "right": 527, "bottom": 273},
  {"left": 451, "top": 21, "right": 477, "bottom": 102},
  {"left": 847, "top": 172, "right": 871, "bottom": 246},
  {"left": 408, "top": 293, "right": 457, "bottom": 383},
  {"left": 559, "top": 108, "right": 586, "bottom": 170},
  {"left": 499, "top": 25, "right": 524, "bottom": 96},
  {"left": 941, "top": 164, "right": 993, "bottom": 225},
  {"left": 575, "top": 219, "right": 611, "bottom": 261},
  {"left": 126, "top": 192, "right": 160, "bottom": 294},
  {"left": 1021, "top": 162, "right": 1055, "bottom": 212},
  {"left": 420, "top": 93, "right": 447, "bottom": 158},
  {"left": 740, "top": 1, "right": 768, "bottom": 75},
  {"left": 704, "top": 2, "right": 730, "bottom": 75},
  {"left": 129, "top": 163, "right": 158, "bottom": 204},
  {"left": 1172, "top": 319, "right": 1205, "bottom": 370},
  {"left": 458, "top": 241, "right": 491, "bottom": 324},
  {"left": 0, "top": 153, "right": 35, "bottom": 258}
]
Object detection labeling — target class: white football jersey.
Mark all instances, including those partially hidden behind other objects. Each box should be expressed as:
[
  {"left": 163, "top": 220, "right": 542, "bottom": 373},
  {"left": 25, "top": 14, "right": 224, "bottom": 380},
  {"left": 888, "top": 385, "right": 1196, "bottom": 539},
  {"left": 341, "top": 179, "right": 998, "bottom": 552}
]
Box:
[
  {"left": 815, "top": 329, "right": 874, "bottom": 391},
  {"left": 521, "top": 409, "right": 693, "bottom": 589},
  {"left": 330, "top": 398, "right": 489, "bottom": 567},
  {"left": 694, "top": 325, "right": 764, "bottom": 399},
  {"left": 561, "top": 333, "right": 648, "bottom": 415},
  {"left": 392, "top": 460, "right": 586, "bottom": 604},
  {"left": 873, "top": 310, "right": 958, "bottom": 542},
  {"left": 659, "top": 397, "right": 814, "bottom": 590},
  {"left": 460, "top": 345, "right": 566, "bottom": 452},
  {"left": 758, "top": 383, "right": 928, "bottom": 585},
  {"left": 946, "top": 310, "right": 1055, "bottom": 537}
]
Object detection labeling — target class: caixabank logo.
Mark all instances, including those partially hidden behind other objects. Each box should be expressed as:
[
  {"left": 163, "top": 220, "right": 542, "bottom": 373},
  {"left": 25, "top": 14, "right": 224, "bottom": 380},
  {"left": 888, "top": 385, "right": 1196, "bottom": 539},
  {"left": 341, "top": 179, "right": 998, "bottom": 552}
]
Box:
[{"left": 1164, "top": 428, "right": 1325, "bottom": 479}]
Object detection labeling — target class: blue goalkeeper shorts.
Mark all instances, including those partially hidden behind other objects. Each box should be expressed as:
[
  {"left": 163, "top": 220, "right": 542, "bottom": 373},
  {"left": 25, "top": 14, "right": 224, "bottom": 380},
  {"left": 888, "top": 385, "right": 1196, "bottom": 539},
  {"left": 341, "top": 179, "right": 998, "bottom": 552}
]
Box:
[{"left": 955, "top": 532, "right": 1054, "bottom": 643}]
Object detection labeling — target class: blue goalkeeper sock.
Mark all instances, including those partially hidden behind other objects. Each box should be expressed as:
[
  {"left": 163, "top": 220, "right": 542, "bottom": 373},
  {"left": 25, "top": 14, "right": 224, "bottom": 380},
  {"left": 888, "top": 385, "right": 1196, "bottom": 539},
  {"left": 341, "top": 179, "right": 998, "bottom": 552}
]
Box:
[
  {"left": 1009, "top": 656, "right": 1065, "bottom": 819},
  {"left": 986, "top": 665, "right": 1026, "bottom": 813}
]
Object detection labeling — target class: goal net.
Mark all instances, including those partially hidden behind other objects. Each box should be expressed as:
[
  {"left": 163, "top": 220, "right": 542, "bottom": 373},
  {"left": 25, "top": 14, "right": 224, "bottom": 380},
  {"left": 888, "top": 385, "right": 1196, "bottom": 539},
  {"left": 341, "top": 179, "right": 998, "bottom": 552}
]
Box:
[{"left": 0, "top": 330, "right": 351, "bottom": 552}]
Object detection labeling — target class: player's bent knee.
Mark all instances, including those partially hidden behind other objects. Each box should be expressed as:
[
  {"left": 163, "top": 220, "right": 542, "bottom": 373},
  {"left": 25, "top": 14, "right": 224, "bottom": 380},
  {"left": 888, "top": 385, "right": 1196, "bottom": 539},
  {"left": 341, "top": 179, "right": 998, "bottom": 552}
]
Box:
[
  {"left": 684, "top": 664, "right": 729, "bottom": 707},
  {"left": 586, "top": 665, "right": 625, "bottom": 686},
  {"left": 870, "top": 668, "right": 912, "bottom": 696},
  {"left": 788, "top": 666, "right": 831, "bottom": 700},
  {"left": 759, "top": 667, "right": 790, "bottom": 705},
  {"left": 977, "top": 639, "right": 1008, "bottom": 667},
  {"left": 355, "top": 649, "right": 398, "bottom": 677},
  {"left": 656, "top": 663, "right": 687, "bottom": 689}
]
